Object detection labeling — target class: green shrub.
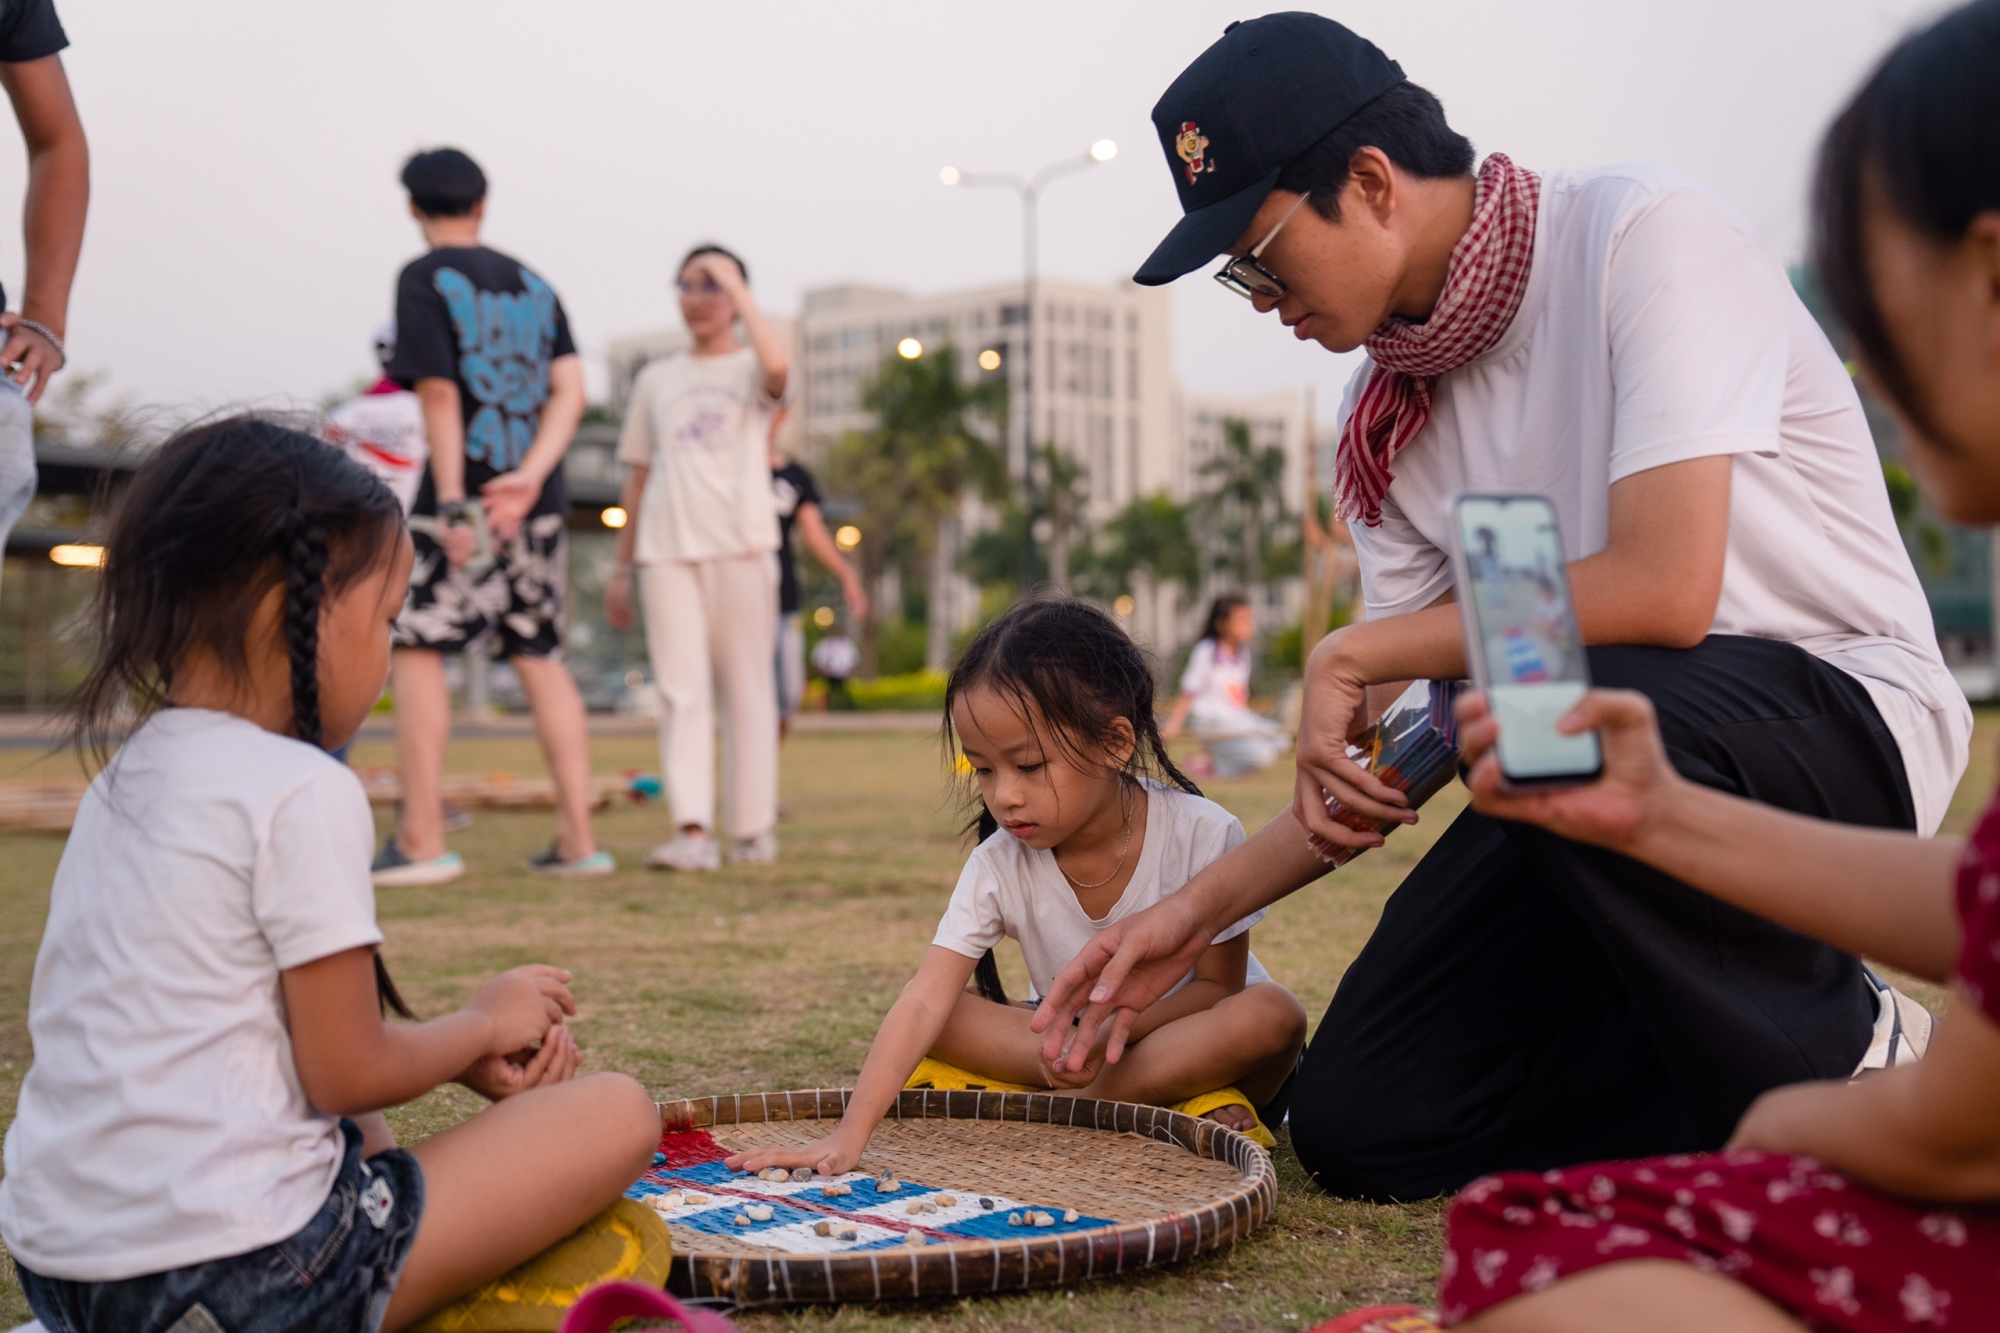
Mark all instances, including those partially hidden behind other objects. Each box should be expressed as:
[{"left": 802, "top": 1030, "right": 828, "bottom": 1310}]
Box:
[
  {"left": 849, "top": 670, "right": 948, "bottom": 712},
  {"left": 875, "top": 619, "right": 930, "bottom": 677}
]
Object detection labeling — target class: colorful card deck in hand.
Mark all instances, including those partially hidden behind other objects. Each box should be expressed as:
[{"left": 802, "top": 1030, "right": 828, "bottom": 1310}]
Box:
[{"left": 1309, "top": 679, "right": 1463, "bottom": 866}]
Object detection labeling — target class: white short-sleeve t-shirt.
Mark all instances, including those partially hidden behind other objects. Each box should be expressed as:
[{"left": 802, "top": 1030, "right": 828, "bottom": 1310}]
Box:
[
  {"left": 618, "top": 347, "right": 785, "bottom": 564},
  {"left": 1179, "top": 638, "right": 1254, "bottom": 725},
  {"left": 933, "top": 784, "right": 1268, "bottom": 999},
  {"left": 0, "top": 710, "right": 385, "bottom": 1281},
  {"left": 1341, "top": 163, "right": 1970, "bottom": 833}
]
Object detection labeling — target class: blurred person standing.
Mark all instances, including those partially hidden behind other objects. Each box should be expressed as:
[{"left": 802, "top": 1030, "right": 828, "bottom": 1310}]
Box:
[
  {"left": 1162, "top": 593, "right": 1287, "bottom": 779},
  {"left": 373, "top": 147, "right": 611, "bottom": 887},
  {"left": 0, "top": 0, "right": 85, "bottom": 598},
  {"left": 605, "top": 245, "right": 788, "bottom": 872},
  {"left": 770, "top": 428, "right": 866, "bottom": 742},
  {"left": 321, "top": 322, "right": 425, "bottom": 515}
]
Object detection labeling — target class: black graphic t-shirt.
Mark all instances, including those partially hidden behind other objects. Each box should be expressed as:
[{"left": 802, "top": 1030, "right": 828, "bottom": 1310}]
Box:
[
  {"left": 771, "top": 460, "right": 822, "bottom": 615},
  {"left": 0, "top": 0, "right": 67, "bottom": 314},
  {"left": 389, "top": 245, "right": 578, "bottom": 518}
]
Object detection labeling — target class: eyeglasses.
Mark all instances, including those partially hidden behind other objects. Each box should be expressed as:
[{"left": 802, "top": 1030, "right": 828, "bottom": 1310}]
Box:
[
  {"left": 1213, "top": 191, "right": 1312, "bottom": 301},
  {"left": 677, "top": 278, "right": 721, "bottom": 296}
]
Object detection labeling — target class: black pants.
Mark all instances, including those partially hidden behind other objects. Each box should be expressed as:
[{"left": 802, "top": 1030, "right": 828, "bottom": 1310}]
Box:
[{"left": 1289, "top": 635, "right": 1916, "bottom": 1202}]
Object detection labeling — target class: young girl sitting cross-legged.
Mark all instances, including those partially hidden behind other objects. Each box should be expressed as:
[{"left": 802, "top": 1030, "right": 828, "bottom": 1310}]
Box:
[
  {"left": 728, "top": 597, "right": 1306, "bottom": 1180},
  {"left": 0, "top": 418, "right": 659, "bottom": 1333}
]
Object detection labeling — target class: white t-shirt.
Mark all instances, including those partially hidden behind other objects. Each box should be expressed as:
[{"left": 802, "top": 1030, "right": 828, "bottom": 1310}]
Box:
[
  {"left": 933, "top": 784, "right": 1268, "bottom": 999},
  {"left": 322, "top": 381, "right": 428, "bottom": 514},
  {"left": 1341, "top": 163, "right": 1970, "bottom": 834},
  {"left": 1179, "top": 638, "right": 1255, "bottom": 726},
  {"left": 0, "top": 709, "right": 384, "bottom": 1281},
  {"left": 618, "top": 347, "right": 785, "bottom": 564}
]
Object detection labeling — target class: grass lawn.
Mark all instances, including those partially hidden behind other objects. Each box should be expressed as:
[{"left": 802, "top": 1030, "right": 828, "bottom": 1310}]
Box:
[{"left": 0, "top": 712, "right": 1985, "bottom": 1330}]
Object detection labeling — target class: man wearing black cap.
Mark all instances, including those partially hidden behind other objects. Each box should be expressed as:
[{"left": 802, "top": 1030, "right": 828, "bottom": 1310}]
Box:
[{"left": 1032, "top": 12, "right": 1968, "bottom": 1200}]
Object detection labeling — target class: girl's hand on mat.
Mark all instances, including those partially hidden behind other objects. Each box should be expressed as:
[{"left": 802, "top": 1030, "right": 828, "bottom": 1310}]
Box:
[
  {"left": 1292, "top": 638, "right": 1413, "bottom": 851},
  {"left": 1457, "top": 689, "right": 1676, "bottom": 855},
  {"left": 467, "top": 965, "right": 578, "bottom": 1055},
  {"left": 459, "top": 1024, "right": 582, "bottom": 1101},
  {"left": 724, "top": 1127, "right": 865, "bottom": 1178}
]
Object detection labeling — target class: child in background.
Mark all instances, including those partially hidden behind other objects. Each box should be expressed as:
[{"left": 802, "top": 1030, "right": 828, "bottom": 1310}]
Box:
[
  {"left": 322, "top": 321, "right": 427, "bottom": 517},
  {"left": 727, "top": 598, "right": 1305, "bottom": 1179},
  {"left": 0, "top": 418, "right": 658, "bottom": 1333},
  {"left": 1424, "top": 6, "right": 2000, "bottom": 1328},
  {"left": 1162, "top": 593, "right": 1288, "bottom": 778}
]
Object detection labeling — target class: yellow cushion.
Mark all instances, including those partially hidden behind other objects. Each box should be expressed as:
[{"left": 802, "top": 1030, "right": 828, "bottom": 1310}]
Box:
[
  {"left": 905, "top": 1057, "right": 1277, "bottom": 1148},
  {"left": 410, "top": 1197, "right": 673, "bottom": 1333}
]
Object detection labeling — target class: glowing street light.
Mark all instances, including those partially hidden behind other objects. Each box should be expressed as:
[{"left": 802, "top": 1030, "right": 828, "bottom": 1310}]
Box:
[
  {"left": 897, "top": 337, "right": 923, "bottom": 360},
  {"left": 938, "top": 137, "right": 1118, "bottom": 586},
  {"left": 977, "top": 348, "right": 1002, "bottom": 372},
  {"left": 1113, "top": 594, "right": 1136, "bottom": 617},
  {"left": 835, "top": 524, "right": 862, "bottom": 550},
  {"left": 812, "top": 606, "right": 836, "bottom": 628},
  {"left": 49, "top": 543, "right": 104, "bottom": 568},
  {"left": 600, "top": 506, "right": 628, "bottom": 529}
]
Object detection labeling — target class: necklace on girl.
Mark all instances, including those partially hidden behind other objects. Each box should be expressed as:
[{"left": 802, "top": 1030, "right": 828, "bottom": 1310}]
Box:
[{"left": 1055, "top": 800, "right": 1134, "bottom": 891}]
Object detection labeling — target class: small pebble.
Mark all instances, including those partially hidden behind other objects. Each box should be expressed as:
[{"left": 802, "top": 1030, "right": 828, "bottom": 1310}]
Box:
[
  {"left": 733, "top": 1214, "right": 751, "bottom": 1227},
  {"left": 759, "top": 1167, "right": 789, "bottom": 1183},
  {"left": 978, "top": 1197, "right": 995, "bottom": 1211},
  {"left": 903, "top": 1231, "right": 928, "bottom": 1247},
  {"left": 935, "top": 1194, "right": 957, "bottom": 1207},
  {"left": 920, "top": 1199, "right": 938, "bottom": 1215},
  {"left": 904, "top": 1200, "right": 924, "bottom": 1215},
  {"left": 745, "top": 1204, "right": 773, "bottom": 1222},
  {"left": 1063, "top": 1208, "right": 1080, "bottom": 1224},
  {"left": 1032, "top": 1211, "right": 1055, "bottom": 1228},
  {"left": 836, "top": 1224, "right": 859, "bottom": 1240},
  {"left": 821, "top": 1183, "right": 851, "bottom": 1197},
  {"left": 1006, "top": 1211, "right": 1022, "bottom": 1227},
  {"left": 813, "top": 1220, "right": 832, "bottom": 1237},
  {"left": 874, "top": 1177, "right": 901, "bottom": 1193},
  {"left": 790, "top": 1167, "right": 814, "bottom": 1182},
  {"left": 684, "top": 1192, "right": 708, "bottom": 1205},
  {"left": 652, "top": 1152, "right": 667, "bottom": 1166}
]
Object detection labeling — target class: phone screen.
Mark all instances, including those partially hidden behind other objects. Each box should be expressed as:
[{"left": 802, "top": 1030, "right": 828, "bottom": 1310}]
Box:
[{"left": 1453, "top": 495, "right": 1601, "bottom": 783}]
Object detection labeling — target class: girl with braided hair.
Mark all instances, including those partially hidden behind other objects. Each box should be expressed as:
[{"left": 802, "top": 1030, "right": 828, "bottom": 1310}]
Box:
[
  {"left": 1, "top": 416, "right": 659, "bottom": 1333},
  {"left": 726, "top": 596, "right": 1306, "bottom": 1181}
]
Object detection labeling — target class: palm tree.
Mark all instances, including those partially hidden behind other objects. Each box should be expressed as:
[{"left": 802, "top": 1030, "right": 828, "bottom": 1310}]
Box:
[
  {"left": 825, "top": 345, "right": 1008, "bottom": 674},
  {"left": 1036, "top": 443, "right": 1092, "bottom": 591},
  {"left": 1098, "top": 492, "right": 1200, "bottom": 646},
  {"left": 1196, "top": 418, "right": 1294, "bottom": 595}
]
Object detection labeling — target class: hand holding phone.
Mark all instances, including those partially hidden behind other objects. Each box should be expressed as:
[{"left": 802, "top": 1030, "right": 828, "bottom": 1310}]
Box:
[{"left": 1449, "top": 493, "right": 1602, "bottom": 787}]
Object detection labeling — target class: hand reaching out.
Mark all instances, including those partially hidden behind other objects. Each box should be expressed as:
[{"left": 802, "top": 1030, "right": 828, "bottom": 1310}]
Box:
[
  {"left": 724, "top": 1125, "right": 867, "bottom": 1179},
  {"left": 1291, "top": 639, "right": 1413, "bottom": 853},
  {"left": 1031, "top": 891, "right": 1209, "bottom": 1072}
]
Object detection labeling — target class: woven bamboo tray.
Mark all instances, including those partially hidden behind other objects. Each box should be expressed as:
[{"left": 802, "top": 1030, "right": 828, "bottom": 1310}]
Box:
[{"left": 644, "top": 1087, "right": 1277, "bottom": 1306}]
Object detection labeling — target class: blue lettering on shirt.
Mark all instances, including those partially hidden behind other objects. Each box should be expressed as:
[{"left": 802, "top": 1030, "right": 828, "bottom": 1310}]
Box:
[{"left": 430, "top": 264, "right": 564, "bottom": 471}]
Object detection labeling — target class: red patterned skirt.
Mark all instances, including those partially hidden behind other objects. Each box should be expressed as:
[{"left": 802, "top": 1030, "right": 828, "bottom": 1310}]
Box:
[{"left": 1439, "top": 1151, "right": 2000, "bottom": 1330}]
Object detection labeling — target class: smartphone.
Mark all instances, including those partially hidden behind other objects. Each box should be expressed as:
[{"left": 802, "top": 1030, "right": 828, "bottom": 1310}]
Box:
[{"left": 1448, "top": 493, "right": 1602, "bottom": 786}]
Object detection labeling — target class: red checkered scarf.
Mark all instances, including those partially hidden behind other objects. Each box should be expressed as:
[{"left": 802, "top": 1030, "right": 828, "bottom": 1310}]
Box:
[{"left": 1335, "top": 153, "right": 1541, "bottom": 526}]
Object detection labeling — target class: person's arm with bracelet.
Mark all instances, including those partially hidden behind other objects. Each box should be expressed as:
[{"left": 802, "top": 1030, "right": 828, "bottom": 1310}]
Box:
[
  {"left": 0, "top": 51, "right": 86, "bottom": 403},
  {"left": 481, "top": 353, "right": 585, "bottom": 544},
  {"left": 414, "top": 378, "right": 476, "bottom": 568}
]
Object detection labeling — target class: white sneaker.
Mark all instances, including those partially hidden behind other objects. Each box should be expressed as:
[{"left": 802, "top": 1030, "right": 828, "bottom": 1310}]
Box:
[
  {"left": 1853, "top": 967, "right": 1934, "bottom": 1077},
  {"left": 732, "top": 832, "right": 779, "bottom": 865},
  {"left": 646, "top": 832, "right": 719, "bottom": 872}
]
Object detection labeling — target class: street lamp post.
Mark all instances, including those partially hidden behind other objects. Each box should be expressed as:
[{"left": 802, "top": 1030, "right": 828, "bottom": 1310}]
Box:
[{"left": 942, "top": 138, "right": 1116, "bottom": 587}]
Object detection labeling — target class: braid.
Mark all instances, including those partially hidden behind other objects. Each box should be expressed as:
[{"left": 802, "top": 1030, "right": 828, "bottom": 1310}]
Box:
[{"left": 281, "top": 519, "right": 330, "bottom": 748}]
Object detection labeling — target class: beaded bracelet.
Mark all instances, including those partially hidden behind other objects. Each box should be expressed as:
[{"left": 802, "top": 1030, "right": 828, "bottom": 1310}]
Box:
[{"left": 14, "top": 317, "right": 64, "bottom": 369}]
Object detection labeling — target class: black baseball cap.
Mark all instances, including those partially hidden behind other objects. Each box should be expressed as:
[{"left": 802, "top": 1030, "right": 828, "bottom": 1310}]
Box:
[{"left": 1134, "top": 13, "right": 1405, "bottom": 286}]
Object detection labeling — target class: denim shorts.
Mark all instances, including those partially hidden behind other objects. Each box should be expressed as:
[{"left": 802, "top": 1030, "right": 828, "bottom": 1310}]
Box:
[{"left": 17, "top": 1119, "right": 425, "bottom": 1333}]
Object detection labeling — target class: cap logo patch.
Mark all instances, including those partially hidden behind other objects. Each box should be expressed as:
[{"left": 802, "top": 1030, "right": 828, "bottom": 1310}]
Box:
[{"left": 1175, "top": 122, "right": 1215, "bottom": 184}]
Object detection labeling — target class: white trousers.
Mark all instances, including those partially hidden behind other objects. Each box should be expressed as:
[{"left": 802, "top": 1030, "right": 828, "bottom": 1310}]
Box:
[{"left": 640, "top": 554, "right": 780, "bottom": 840}]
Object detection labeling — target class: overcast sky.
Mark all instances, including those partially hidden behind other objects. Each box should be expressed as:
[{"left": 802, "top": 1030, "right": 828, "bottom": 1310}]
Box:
[{"left": 6, "top": 0, "right": 1953, "bottom": 425}]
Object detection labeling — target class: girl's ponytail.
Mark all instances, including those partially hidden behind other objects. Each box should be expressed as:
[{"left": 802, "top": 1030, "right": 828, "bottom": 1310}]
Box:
[{"left": 281, "top": 518, "right": 330, "bottom": 750}]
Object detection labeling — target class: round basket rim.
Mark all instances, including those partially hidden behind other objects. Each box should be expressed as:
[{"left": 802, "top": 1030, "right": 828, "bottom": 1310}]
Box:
[{"left": 650, "top": 1085, "right": 1278, "bottom": 1306}]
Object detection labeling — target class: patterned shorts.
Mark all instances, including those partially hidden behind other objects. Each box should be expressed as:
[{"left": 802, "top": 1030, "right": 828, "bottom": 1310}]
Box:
[{"left": 394, "top": 511, "right": 567, "bottom": 659}]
